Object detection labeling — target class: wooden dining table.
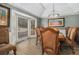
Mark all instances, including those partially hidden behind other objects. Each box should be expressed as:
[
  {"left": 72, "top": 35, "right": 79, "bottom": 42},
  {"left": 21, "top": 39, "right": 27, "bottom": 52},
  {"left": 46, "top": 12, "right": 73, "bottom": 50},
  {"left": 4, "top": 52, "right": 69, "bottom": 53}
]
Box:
[
  {"left": 58, "top": 33, "right": 65, "bottom": 41},
  {"left": 58, "top": 29, "right": 66, "bottom": 41}
]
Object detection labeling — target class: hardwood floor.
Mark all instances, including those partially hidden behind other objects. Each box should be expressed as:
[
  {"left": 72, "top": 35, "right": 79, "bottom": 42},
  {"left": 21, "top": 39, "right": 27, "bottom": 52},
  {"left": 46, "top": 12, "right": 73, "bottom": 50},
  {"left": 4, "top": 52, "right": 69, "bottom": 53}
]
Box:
[
  {"left": 16, "top": 38, "right": 42, "bottom": 55},
  {"left": 9, "top": 38, "right": 79, "bottom": 55}
]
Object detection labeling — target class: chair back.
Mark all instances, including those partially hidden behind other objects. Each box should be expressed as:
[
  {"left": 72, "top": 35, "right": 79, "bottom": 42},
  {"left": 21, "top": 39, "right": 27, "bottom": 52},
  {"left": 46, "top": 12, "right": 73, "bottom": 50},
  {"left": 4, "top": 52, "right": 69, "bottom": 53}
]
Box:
[
  {"left": 0, "top": 27, "right": 9, "bottom": 44},
  {"left": 36, "top": 27, "right": 45, "bottom": 42},
  {"left": 51, "top": 27, "right": 59, "bottom": 32},
  {"left": 36, "top": 27, "right": 41, "bottom": 37},
  {"left": 36, "top": 26, "right": 45, "bottom": 36},
  {"left": 41, "top": 28, "right": 59, "bottom": 54},
  {"left": 67, "top": 27, "right": 72, "bottom": 37},
  {"left": 69, "top": 28, "right": 76, "bottom": 41}
]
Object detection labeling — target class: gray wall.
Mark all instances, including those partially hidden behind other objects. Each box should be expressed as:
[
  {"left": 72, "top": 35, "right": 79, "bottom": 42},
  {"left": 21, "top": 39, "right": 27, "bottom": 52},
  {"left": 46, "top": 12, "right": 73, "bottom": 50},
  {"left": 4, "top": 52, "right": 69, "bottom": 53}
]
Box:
[
  {"left": 40, "top": 15, "right": 79, "bottom": 28},
  {"left": 65, "top": 15, "right": 79, "bottom": 27},
  {"left": 41, "top": 18, "right": 48, "bottom": 27},
  {"left": 37, "top": 18, "right": 42, "bottom": 27}
]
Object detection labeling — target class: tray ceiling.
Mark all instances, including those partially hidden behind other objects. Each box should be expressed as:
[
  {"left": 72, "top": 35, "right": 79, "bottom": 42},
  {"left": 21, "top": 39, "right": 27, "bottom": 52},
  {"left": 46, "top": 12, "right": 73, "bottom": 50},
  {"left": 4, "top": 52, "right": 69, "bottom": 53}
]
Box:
[{"left": 10, "top": 3, "right": 79, "bottom": 18}]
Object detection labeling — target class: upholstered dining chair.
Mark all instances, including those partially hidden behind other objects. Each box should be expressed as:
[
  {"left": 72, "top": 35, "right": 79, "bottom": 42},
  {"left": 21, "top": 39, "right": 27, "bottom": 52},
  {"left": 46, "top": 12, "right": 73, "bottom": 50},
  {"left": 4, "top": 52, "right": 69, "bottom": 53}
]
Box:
[
  {"left": 0, "top": 27, "right": 16, "bottom": 55},
  {"left": 65, "top": 27, "right": 76, "bottom": 54},
  {"left": 36, "top": 27, "right": 41, "bottom": 45},
  {"left": 40, "top": 28, "right": 60, "bottom": 55},
  {"left": 36, "top": 26, "right": 45, "bottom": 45},
  {"left": 66, "top": 27, "right": 72, "bottom": 37},
  {"left": 51, "top": 27, "right": 59, "bottom": 32}
]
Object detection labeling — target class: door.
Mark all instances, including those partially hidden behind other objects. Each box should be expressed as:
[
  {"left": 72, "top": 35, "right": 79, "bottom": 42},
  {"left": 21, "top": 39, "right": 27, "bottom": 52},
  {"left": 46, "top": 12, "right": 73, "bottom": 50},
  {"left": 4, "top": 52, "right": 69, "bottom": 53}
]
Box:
[
  {"left": 28, "top": 19, "right": 37, "bottom": 37},
  {"left": 18, "top": 15, "right": 28, "bottom": 42}
]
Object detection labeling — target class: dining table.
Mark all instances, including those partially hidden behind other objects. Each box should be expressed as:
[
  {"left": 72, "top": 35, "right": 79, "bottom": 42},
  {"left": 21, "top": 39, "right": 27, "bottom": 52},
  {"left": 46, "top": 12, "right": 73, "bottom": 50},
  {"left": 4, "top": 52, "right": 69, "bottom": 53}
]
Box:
[{"left": 58, "top": 29, "right": 66, "bottom": 41}]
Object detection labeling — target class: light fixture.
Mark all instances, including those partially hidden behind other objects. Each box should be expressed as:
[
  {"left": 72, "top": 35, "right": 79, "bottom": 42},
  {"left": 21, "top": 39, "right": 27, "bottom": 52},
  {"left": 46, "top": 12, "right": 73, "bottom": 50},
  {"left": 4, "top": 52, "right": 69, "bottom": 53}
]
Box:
[{"left": 48, "top": 3, "right": 60, "bottom": 18}]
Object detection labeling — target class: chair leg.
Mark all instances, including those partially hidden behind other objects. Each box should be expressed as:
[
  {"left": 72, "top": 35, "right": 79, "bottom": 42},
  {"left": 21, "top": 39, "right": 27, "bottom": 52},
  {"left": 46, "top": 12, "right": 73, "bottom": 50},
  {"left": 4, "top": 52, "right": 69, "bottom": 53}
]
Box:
[
  {"left": 42, "top": 50, "right": 44, "bottom": 55},
  {"left": 57, "top": 46, "right": 60, "bottom": 55},
  {"left": 70, "top": 46, "right": 75, "bottom": 54},
  {"left": 36, "top": 37, "right": 38, "bottom": 45},
  {"left": 13, "top": 47, "right": 16, "bottom": 55},
  {"left": 41, "top": 42, "right": 44, "bottom": 55}
]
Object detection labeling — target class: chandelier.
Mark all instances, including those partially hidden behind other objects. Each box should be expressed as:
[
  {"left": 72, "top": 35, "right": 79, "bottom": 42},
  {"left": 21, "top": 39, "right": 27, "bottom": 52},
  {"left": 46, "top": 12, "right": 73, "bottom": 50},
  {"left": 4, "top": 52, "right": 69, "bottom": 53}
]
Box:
[{"left": 48, "top": 3, "right": 60, "bottom": 18}]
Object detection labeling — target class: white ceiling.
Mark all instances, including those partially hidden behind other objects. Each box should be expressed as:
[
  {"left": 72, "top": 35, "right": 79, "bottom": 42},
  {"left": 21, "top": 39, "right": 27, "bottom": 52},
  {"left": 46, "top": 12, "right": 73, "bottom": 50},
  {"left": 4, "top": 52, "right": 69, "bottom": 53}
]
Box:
[
  {"left": 11, "top": 3, "right": 45, "bottom": 17},
  {"left": 41, "top": 3, "right": 79, "bottom": 18},
  {"left": 10, "top": 3, "right": 79, "bottom": 18}
]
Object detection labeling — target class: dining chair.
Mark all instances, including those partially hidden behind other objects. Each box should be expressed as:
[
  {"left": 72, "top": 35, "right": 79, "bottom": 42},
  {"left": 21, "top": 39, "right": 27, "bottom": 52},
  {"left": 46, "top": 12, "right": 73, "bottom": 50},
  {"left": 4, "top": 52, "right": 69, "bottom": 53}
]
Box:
[
  {"left": 66, "top": 27, "right": 72, "bottom": 37},
  {"left": 0, "top": 26, "right": 16, "bottom": 55},
  {"left": 36, "top": 26, "right": 45, "bottom": 45},
  {"left": 65, "top": 27, "right": 76, "bottom": 54},
  {"left": 36, "top": 27, "right": 41, "bottom": 45},
  {"left": 40, "top": 28, "right": 60, "bottom": 55}
]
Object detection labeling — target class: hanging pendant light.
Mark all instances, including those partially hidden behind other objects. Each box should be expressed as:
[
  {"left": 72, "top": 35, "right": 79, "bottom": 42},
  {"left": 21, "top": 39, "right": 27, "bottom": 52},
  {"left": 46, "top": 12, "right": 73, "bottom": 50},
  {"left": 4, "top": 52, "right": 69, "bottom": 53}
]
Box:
[{"left": 48, "top": 3, "right": 60, "bottom": 19}]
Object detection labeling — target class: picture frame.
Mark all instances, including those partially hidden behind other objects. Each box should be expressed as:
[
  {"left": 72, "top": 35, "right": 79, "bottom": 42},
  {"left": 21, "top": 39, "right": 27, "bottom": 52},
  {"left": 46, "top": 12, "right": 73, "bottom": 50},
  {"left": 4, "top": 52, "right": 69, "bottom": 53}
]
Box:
[
  {"left": 0, "top": 5, "right": 10, "bottom": 27},
  {"left": 48, "top": 18, "right": 65, "bottom": 27}
]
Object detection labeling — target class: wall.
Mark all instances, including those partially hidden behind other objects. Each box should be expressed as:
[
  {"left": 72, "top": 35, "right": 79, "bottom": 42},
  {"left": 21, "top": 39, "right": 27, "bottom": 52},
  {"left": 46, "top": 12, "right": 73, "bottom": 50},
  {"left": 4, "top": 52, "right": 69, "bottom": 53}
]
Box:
[
  {"left": 41, "top": 18, "right": 48, "bottom": 27},
  {"left": 65, "top": 15, "right": 79, "bottom": 27},
  {"left": 1, "top": 4, "right": 39, "bottom": 45},
  {"left": 37, "top": 18, "right": 43, "bottom": 27},
  {"left": 40, "top": 15, "right": 79, "bottom": 28}
]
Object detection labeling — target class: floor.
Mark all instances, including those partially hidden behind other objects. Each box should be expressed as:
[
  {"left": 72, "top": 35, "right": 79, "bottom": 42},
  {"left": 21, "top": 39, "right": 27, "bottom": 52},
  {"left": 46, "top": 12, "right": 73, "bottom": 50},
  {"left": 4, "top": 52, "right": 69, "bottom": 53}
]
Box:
[
  {"left": 16, "top": 38, "right": 42, "bottom": 55},
  {"left": 10, "top": 38, "right": 79, "bottom": 55}
]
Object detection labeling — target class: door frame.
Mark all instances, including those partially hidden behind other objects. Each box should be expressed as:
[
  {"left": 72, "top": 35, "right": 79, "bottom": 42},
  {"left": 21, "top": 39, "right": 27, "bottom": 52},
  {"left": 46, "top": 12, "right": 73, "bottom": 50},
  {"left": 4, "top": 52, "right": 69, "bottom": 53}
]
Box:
[{"left": 28, "top": 18, "right": 37, "bottom": 38}]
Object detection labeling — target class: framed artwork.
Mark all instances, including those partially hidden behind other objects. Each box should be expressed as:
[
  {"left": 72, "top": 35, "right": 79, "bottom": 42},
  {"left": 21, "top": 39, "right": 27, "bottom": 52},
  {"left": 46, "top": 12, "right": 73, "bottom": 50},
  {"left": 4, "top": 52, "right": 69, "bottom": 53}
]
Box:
[
  {"left": 0, "top": 5, "right": 10, "bottom": 27},
  {"left": 48, "top": 18, "right": 65, "bottom": 27}
]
